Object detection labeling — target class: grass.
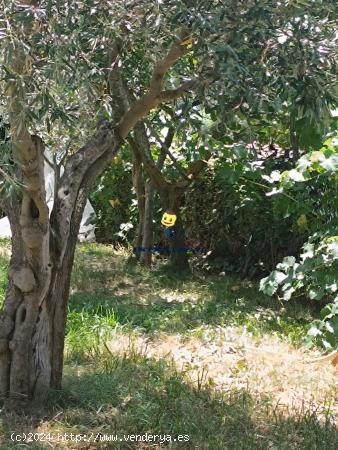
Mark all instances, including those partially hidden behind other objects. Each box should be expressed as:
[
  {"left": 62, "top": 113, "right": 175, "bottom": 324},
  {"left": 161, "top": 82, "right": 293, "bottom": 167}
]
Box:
[
  {"left": 0, "top": 241, "right": 337, "bottom": 449},
  {"left": 1, "top": 349, "right": 337, "bottom": 449},
  {"left": 69, "top": 243, "right": 313, "bottom": 347},
  {"left": 0, "top": 238, "right": 10, "bottom": 304}
]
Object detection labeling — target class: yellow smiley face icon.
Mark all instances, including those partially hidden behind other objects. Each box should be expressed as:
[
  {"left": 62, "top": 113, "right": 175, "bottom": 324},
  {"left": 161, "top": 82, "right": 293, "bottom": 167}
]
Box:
[{"left": 161, "top": 211, "right": 177, "bottom": 227}]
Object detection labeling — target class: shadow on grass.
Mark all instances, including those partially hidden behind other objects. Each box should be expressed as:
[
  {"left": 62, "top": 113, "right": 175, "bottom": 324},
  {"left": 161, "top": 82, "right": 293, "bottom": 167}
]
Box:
[
  {"left": 69, "top": 246, "right": 315, "bottom": 344},
  {"left": 68, "top": 285, "right": 311, "bottom": 345},
  {"left": 1, "top": 352, "right": 337, "bottom": 449}
]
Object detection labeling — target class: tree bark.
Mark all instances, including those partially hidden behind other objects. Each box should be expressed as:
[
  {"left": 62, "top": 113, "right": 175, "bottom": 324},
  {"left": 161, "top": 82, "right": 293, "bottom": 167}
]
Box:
[
  {"left": 0, "top": 127, "right": 122, "bottom": 409},
  {"left": 140, "top": 180, "right": 155, "bottom": 267},
  {"left": 131, "top": 148, "right": 146, "bottom": 260},
  {"left": 160, "top": 185, "right": 190, "bottom": 272},
  {"left": 0, "top": 135, "right": 53, "bottom": 408}
]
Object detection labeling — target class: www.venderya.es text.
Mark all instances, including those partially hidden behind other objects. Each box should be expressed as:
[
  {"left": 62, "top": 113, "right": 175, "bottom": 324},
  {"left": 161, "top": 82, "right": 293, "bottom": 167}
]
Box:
[{"left": 11, "top": 432, "right": 190, "bottom": 444}]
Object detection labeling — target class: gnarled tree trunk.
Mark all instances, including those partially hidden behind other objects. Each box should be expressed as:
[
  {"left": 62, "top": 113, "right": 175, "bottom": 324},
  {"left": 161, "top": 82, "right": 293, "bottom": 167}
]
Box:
[
  {"left": 0, "top": 126, "right": 122, "bottom": 409},
  {"left": 0, "top": 134, "right": 53, "bottom": 408}
]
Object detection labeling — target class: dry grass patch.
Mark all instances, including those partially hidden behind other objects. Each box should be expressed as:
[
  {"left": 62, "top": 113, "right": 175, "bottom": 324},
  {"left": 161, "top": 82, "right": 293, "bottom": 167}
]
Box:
[{"left": 106, "top": 330, "right": 337, "bottom": 423}]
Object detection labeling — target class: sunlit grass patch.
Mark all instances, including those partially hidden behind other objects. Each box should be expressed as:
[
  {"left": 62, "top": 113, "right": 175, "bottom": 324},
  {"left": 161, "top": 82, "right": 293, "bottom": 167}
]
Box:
[
  {"left": 65, "top": 305, "right": 116, "bottom": 363},
  {"left": 0, "top": 241, "right": 325, "bottom": 347},
  {"left": 0, "top": 240, "right": 10, "bottom": 309},
  {"left": 76, "top": 241, "right": 117, "bottom": 256},
  {"left": 69, "top": 246, "right": 312, "bottom": 345}
]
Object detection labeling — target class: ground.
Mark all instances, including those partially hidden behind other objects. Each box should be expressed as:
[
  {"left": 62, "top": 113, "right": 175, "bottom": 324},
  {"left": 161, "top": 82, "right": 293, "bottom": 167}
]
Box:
[{"left": 0, "top": 241, "right": 337, "bottom": 449}]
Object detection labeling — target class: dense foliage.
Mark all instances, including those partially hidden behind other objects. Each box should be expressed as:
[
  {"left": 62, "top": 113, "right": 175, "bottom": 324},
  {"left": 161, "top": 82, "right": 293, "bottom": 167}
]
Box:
[
  {"left": 182, "top": 144, "right": 302, "bottom": 276},
  {"left": 260, "top": 138, "right": 338, "bottom": 349},
  {"left": 90, "top": 152, "right": 134, "bottom": 243}
]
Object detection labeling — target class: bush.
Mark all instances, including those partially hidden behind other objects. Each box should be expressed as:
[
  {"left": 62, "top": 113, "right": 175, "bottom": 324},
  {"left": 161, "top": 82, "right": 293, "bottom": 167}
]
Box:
[
  {"left": 183, "top": 144, "right": 304, "bottom": 276},
  {"left": 90, "top": 153, "right": 135, "bottom": 243},
  {"left": 260, "top": 138, "right": 338, "bottom": 349}
]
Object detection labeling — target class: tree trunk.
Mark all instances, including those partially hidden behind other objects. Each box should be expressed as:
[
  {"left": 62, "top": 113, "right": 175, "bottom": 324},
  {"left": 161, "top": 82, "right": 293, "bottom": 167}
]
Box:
[
  {"left": 140, "top": 180, "right": 155, "bottom": 267},
  {"left": 0, "top": 135, "right": 54, "bottom": 409},
  {"left": 0, "top": 126, "right": 122, "bottom": 410},
  {"left": 160, "top": 186, "right": 190, "bottom": 272},
  {"left": 168, "top": 212, "right": 189, "bottom": 272},
  {"left": 131, "top": 148, "right": 145, "bottom": 260}
]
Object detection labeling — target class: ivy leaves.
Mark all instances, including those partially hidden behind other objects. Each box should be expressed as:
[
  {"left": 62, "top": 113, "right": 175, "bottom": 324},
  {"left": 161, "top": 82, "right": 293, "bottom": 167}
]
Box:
[
  {"left": 260, "top": 237, "right": 338, "bottom": 349},
  {"left": 260, "top": 138, "right": 338, "bottom": 350}
]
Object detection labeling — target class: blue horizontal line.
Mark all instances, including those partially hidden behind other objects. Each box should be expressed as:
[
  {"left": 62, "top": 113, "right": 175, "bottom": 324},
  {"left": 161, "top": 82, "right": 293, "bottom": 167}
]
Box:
[{"left": 133, "top": 246, "right": 207, "bottom": 254}]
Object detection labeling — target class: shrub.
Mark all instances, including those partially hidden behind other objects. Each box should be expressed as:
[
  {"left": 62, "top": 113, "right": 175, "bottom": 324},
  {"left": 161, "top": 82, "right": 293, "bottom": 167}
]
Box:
[
  {"left": 90, "top": 153, "right": 135, "bottom": 243},
  {"left": 183, "top": 144, "right": 303, "bottom": 276},
  {"left": 260, "top": 138, "right": 338, "bottom": 349}
]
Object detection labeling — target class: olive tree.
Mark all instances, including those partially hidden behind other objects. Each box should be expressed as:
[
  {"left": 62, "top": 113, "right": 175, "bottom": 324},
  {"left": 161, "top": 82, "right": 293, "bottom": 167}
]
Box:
[
  {"left": 0, "top": 0, "right": 336, "bottom": 409},
  {"left": 0, "top": 0, "right": 206, "bottom": 409}
]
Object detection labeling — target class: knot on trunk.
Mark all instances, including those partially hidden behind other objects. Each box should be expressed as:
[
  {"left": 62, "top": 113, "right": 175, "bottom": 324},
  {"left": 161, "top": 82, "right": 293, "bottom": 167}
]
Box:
[
  {"left": 12, "top": 267, "right": 36, "bottom": 293},
  {"left": 22, "top": 223, "right": 45, "bottom": 249},
  {"left": 8, "top": 340, "right": 17, "bottom": 351}
]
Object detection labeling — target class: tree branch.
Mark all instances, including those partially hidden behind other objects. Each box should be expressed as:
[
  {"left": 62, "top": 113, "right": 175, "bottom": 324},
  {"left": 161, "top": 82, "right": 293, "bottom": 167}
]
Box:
[
  {"left": 128, "top": 123, "right": 168, "bottom": 191},
  {"left": 107, "top": 40, "right": 130, "bottom": 124},
  {"left": 158, "top": 79, "right": 199, "bottom": 102},
  {"left": 145, "top": 120, "right": 188, "bottom": 179},
  {"left": 118, "top": 30, "right": 194, "bottom": 139},
  {"left": 156, "top": 126, "right": 175, "bottom": 170}
]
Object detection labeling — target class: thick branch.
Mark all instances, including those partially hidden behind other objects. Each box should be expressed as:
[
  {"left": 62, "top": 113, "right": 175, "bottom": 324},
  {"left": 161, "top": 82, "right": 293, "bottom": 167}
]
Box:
[
  {"left": 50, "top": 125, "right": 121, "bottom": 261},
  {"left": 118, "top": 31, "right": 193, "bottom": 139},
  {"left": 128, "top": 123, "right": 168, "bottom": 191},
  {"left": 107, "top": 41, "right": 130, "bottom": 124}
]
